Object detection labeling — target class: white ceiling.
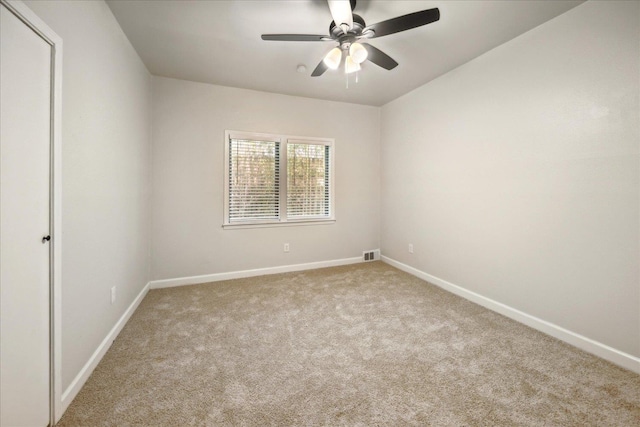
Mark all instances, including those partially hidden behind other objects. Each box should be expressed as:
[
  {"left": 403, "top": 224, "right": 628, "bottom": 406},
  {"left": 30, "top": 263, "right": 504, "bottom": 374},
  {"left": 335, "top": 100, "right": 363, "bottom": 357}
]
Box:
[{"left": 106, "top": 0, "right": 584, "bottom": 106}]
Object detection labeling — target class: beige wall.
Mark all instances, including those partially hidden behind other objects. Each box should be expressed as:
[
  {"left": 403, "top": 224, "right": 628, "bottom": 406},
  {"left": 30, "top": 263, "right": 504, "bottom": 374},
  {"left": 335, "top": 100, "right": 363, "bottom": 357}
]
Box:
[
  {"left": 24, "top": 0, "right": 152, "bottom": 390},
  {"left": 380, "top": 1, "right": 639, "bottom": 357},
  {"left": 151, "top": 77, "right": 380, "bottom": 280}
]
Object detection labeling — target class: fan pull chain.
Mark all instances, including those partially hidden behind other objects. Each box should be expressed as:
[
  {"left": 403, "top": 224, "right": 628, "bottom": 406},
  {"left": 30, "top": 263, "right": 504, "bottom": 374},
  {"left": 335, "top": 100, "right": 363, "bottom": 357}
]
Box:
[{"left": 345, "top": 71, "right": 360, "bottom": 89}]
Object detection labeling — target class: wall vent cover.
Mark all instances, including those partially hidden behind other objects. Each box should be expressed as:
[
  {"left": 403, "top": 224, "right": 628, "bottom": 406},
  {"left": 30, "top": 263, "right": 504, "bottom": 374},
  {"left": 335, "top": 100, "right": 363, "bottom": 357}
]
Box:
[{"left": 363, "top": 249, "right": 380, "bottom": 262}]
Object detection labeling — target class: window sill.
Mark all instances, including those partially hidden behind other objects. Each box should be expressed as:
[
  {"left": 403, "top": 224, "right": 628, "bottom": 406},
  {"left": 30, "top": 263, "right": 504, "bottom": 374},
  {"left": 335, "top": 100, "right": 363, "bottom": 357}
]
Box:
[{"left": 222, "top": 219, "right": 336, "bottom": 230}]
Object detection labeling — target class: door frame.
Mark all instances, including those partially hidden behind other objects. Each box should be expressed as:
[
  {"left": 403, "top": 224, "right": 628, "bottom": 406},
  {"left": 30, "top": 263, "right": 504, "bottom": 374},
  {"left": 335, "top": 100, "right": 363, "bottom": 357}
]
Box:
[{"left": 0, "top": 1, "right": 62, "bottom": 425}]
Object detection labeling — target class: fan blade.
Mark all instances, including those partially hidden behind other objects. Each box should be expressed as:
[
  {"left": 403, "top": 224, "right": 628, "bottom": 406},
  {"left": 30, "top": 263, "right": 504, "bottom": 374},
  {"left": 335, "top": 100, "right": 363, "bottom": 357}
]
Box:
[
  {"left": 261, "top": 34, "right": 331, "bottom": 42},
  {"left": 311, "top": 59, "right": 329, "bottom": 77},
  {"left": 363, "top": 8, "right": 439, "bottom": 39},
  {"left": 362, "top": 44, "right": 398, "bottom": 70},
  {"left": 328, "top": 0, "right": 353, "bottom": 32}
]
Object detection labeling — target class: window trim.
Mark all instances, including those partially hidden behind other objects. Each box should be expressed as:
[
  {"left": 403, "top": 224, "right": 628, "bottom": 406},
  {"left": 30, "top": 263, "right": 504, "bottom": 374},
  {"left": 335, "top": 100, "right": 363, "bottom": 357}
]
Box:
[{"left": 223, "top": 130, "right": 335, "bottom": 228}]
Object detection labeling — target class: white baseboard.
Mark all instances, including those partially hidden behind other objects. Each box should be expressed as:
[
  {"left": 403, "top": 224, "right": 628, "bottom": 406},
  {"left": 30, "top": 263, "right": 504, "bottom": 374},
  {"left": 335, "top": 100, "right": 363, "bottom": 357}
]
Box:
[
  {"left": 59, "top": 282, "right": 150, "bottom": 417},
  {"left": 381, "top": 256, "right": 640, "bottom": 374},
  {"left": 149, "top": 256, "right": 365, "bottom": 289}
]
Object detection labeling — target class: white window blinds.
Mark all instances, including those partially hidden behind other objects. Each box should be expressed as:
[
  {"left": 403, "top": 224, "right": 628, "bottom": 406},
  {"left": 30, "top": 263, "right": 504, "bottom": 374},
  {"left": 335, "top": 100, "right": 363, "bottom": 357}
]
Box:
[
  {"left": 287, "top": 143, "right": 330, "bottom": 218},
  {"left": 225, "top": 131, "right": 334, "bottom": 227},
  {"left": 228, "top": 137, "right": 280, "bottom": 222}
]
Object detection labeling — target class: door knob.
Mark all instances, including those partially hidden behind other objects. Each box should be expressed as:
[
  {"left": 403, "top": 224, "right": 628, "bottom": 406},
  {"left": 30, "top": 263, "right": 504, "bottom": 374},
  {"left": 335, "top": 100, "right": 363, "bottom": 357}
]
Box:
[{"left": 42, "top": 235, "right": 50, "bottom": 243}]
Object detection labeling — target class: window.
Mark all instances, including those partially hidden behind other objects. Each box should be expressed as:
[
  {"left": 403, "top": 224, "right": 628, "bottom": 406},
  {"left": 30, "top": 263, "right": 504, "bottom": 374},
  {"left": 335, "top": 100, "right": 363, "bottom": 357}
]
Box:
[
  {"left": 224, "top": 131, "right": 334, "bottom": 227},
  {"left": 227, "top": 136, "right": 280, "bottom": 222}
]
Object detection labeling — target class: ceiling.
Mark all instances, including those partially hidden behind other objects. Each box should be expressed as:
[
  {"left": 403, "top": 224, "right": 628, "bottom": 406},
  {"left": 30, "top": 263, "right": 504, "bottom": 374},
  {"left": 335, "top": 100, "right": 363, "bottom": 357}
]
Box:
[{"left": 106, "top": 0, "right": 584, "bottom": 106}]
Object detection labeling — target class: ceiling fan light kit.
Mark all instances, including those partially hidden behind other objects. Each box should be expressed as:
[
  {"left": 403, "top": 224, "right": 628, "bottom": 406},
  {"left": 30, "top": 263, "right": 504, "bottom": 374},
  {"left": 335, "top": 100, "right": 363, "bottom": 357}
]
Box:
[
  {"left": 345, "top": 55, "right": 361, "bottom": 74},
  {"left": 261, "top": 0, "right": 440, "bottom": 82},
  {"left": 349, "top": 42, "right": 368, "bottom": 64},
  {"left": 323, "top": 47, "right": 342, "bottom": 70}
]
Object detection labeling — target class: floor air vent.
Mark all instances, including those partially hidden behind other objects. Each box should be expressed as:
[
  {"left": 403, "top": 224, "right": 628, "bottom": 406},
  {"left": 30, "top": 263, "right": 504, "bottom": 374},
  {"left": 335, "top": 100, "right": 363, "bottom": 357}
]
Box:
[{"left": 363, "top": 249, "right": 380, "bottom": 262}]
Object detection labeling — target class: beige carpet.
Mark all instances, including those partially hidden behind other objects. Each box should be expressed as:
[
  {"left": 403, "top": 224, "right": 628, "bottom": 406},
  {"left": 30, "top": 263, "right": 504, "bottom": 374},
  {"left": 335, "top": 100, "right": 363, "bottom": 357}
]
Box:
[{"left": 58, "top": 262, "right": 639, "bottom": 426}]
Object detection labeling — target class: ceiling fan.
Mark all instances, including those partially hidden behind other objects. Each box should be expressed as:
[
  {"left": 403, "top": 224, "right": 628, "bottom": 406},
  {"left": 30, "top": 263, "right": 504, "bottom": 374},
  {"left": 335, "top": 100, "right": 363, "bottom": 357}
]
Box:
[{"left": 261, "top": 0, "right": 440, "bottom": 77}]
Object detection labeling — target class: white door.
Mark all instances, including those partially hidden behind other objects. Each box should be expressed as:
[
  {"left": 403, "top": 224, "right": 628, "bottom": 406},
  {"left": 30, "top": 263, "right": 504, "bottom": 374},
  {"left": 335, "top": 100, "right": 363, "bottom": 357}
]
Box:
[{"left": 0, "top": 3, "right": 52, "bottom": 426}]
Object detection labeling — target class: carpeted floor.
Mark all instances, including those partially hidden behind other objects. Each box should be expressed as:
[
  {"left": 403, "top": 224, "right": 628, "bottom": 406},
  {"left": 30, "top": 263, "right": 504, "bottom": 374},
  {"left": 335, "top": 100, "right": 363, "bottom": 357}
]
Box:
[{"left": 57, "top": 262, "right": 639, "bottom": 426}]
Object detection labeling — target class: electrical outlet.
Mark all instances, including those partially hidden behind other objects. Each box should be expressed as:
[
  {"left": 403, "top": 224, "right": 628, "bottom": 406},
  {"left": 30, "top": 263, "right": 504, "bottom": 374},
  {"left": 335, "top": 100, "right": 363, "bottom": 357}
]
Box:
[
  {"left": 284, "top": 243, "right": 290, "bottom": 253},
  {"left": 110, "top": 286, "right": 116, "bottom": 304},
  {"left": 408, "top": 244, "right": 414, "bottom": 254}
]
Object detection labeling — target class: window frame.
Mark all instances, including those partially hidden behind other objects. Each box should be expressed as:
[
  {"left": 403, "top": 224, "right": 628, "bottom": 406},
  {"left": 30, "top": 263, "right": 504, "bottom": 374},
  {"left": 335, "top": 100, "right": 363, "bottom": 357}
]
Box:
[{"left": 223, "top": 130, "right": 335, "bottom": 229}]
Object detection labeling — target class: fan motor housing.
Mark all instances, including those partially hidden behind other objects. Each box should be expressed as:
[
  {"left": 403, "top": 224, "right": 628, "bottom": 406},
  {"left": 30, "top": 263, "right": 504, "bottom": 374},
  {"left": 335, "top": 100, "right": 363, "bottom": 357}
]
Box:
[{"left": 329, "top": 13, "right": 366, "bottom": 39}]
